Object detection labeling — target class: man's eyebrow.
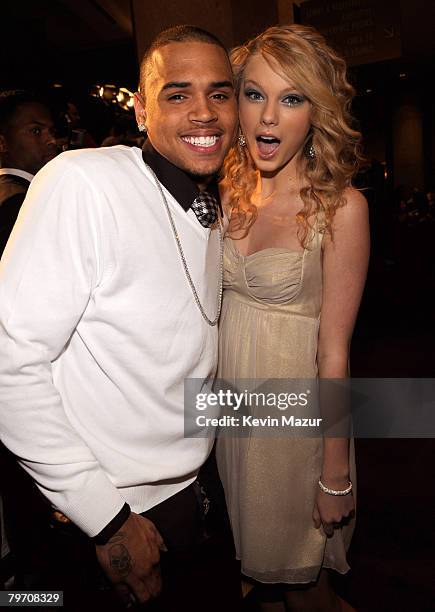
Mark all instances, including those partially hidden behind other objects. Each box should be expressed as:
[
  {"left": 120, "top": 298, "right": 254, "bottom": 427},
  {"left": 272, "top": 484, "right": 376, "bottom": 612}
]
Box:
[
  {"left": 161, "top": 81, "right": 190, "bottom": 91},
  {"left": 161, "top": 80, "right": 234, "bottom": 92},
  {"left": 21, "top": 121, "right": 50, "bottom": 128},
  {"left": 210, "top": 81, "right": 234, "bottom": 89}
]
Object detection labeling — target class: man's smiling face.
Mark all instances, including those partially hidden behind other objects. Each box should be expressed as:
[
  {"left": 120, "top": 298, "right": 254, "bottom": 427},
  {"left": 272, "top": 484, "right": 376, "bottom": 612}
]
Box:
[{"left": 135, "top": 41, "right": 237, "bottom": 184}]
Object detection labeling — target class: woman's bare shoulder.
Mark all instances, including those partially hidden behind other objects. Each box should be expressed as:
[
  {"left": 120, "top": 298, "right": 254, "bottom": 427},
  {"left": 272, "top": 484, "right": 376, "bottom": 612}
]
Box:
[
  {"left": 332, "top": 187, "right": 368, "bottom": 228},
  {"left": 343, "top": 186, "right": 367, "bottom": 210}
]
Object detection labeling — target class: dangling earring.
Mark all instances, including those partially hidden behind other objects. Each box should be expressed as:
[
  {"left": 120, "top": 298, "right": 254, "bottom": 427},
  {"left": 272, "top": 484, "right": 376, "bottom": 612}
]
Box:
[
  {"left": 138, "top": 123, "right": 147, "bottom": 133},
  {"left": 307, "top": 142, "right": 315, "bottom": 159},
  {"left": 238, "top": 133, "right": 246, "bottom": 147}
]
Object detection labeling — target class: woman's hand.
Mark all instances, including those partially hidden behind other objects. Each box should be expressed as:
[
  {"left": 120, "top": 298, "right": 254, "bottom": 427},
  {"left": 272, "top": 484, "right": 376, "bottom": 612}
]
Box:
[{"left": 312, "top": 477, "right": 355, "bottom": 537}]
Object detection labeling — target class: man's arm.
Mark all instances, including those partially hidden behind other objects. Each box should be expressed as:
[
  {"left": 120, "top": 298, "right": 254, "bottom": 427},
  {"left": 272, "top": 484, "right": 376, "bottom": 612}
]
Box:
[
  {"left": 0, "top": 155, "right": 126, "bottom": 535},
  {"left": 0, "top": 154, "right": 167, "bottom": 603}
]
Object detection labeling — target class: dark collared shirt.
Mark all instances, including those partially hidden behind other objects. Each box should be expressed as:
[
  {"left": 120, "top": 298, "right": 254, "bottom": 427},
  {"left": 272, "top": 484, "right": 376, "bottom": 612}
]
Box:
[
  {"left": 142, "top": 140, "right": 222, "bottom": 216},
  {"left": 0, "top": 172, "right": 32, "bottom": 257}
]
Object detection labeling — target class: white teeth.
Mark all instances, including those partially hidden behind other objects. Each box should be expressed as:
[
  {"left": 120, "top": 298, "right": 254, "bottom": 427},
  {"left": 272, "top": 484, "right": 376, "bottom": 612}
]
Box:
[{"left": 182, "top": 136, "right": 218, "bottom": 147}]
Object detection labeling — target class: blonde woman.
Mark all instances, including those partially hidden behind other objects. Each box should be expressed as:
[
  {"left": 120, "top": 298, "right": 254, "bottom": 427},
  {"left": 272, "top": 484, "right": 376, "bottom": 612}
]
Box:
[{"left": 217, "top": 25, "right": 369, "bottom": 611}]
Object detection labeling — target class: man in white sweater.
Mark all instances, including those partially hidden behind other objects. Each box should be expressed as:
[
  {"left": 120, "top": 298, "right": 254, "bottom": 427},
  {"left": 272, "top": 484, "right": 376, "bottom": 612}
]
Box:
[{"left": 0, "top": 26, "right": 238, "bottom": 610}]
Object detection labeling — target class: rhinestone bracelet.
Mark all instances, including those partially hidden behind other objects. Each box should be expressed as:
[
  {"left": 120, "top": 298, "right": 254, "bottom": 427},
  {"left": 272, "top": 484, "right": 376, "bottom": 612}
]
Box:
[{"left": 318, "top": 479, "right": 353, "bottom": 496}]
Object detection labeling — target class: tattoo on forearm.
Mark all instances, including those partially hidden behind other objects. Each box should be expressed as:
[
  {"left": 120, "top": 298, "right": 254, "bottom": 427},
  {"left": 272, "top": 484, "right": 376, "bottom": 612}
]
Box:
[{"left": 109, "top": 543, "right": 133, "bottom": 577}]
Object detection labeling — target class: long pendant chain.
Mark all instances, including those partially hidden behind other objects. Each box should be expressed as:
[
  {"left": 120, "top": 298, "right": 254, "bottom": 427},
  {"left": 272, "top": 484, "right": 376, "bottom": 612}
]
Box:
[{"left": 146, "top": 164, "right": 223, "bottom": 326}]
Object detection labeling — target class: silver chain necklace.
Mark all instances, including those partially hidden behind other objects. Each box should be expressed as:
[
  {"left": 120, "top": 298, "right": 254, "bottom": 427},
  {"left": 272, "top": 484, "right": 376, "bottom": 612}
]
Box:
[{"left": 145, "top": 164, "right": 223, "bottom": 326}]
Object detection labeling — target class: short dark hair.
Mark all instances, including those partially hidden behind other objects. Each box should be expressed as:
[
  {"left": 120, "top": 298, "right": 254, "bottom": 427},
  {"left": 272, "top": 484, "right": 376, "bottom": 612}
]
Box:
[
  {"left": 139, "top": 25, "right": 229, "bottom": 91},
  {"left": 0, "top": 90, "right": 46, "bottom": 134}
]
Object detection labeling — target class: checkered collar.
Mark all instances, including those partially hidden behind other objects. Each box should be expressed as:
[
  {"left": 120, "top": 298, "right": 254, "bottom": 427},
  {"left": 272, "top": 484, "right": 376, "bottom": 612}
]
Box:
[{"left": 142, "top": 140, "right": 222, "bottom": 214}]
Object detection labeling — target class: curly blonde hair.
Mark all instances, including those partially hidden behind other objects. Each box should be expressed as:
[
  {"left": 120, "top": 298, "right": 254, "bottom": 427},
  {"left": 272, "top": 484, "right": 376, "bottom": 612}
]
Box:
[{"left": 222, "top": 24, "right": 363, "bottom": 245}]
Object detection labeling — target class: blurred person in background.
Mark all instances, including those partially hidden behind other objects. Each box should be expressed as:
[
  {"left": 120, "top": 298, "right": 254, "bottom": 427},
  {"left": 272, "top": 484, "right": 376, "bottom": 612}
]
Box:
[
  {"left": 63, "top": 100, "right": 97, "bottom": 149},
  {"left": 0, "top": 89, "right": 58, "bottom": 590},
  {"left": 0, "top": 90, "right": 57, "bottom": 256},
  {"left": 100, "top": 114, "right": 144, "bottom": 147}
]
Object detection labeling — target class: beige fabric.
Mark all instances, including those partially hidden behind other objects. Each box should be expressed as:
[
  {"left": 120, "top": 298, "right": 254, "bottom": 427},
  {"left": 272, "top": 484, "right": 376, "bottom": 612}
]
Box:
[{"left": 216, "top": 227, "right": 356, "bottom": 584}]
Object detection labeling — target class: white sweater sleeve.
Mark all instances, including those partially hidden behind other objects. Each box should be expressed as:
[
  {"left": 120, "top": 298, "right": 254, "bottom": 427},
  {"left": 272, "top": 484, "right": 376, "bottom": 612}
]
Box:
[{"left": 0, "top": 154, "right": 125, "bottom": 536}]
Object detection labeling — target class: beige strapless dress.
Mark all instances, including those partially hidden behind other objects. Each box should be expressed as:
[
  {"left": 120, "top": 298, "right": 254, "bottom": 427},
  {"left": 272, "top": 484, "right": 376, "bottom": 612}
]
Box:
[{"left": 216, "top": 227, "right": 356, "bottom": 584}]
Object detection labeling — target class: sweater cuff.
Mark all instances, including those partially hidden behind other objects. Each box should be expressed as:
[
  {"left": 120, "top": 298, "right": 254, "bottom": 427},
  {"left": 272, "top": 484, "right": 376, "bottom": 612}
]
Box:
[
  {"left": 56, "top": 470, "right": 126, "bottom": 536},
  {"left": 93, "top": 503, "right": 131, "bottom": 545}
]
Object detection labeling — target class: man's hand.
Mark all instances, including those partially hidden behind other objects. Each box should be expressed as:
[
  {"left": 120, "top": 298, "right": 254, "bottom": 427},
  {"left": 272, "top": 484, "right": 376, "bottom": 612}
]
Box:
[{"left": 95, "top": 512, "right": 166, "bottom": 606}]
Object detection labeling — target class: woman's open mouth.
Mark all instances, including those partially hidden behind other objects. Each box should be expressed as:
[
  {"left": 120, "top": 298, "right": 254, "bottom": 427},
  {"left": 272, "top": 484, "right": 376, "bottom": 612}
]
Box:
[{"left": 256, "top": 135, "right": 281, "bottom": 159}]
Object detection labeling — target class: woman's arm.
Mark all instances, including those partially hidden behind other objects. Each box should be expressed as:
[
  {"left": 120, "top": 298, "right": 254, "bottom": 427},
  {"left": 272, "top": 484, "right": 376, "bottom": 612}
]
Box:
[{"left": 313, "top": 187, "right": 370, "bottom": 534}]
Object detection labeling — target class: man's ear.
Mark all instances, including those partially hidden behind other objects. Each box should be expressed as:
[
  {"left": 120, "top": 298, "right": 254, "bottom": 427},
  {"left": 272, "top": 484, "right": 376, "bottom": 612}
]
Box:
[
  {"left": 0, "top": 134, "right": 8, "bottom": 154},
  {"left": 133, "top": 92, "right": 146, "bottom": 128}
]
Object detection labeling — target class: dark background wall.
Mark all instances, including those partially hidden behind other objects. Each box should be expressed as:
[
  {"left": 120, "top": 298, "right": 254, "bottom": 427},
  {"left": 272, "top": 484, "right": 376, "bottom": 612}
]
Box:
[
  {"left": 0, "top": 0, "right": 137, "bottom": 90},
  {"left": 131, "top": 0, "right": 278, "bottom": 62}
]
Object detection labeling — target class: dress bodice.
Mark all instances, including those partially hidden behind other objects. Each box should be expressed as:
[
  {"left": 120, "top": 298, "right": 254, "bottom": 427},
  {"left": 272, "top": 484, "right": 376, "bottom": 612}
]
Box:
[{"left": 222, "top": 228, "right": 323, "bottom": 319}]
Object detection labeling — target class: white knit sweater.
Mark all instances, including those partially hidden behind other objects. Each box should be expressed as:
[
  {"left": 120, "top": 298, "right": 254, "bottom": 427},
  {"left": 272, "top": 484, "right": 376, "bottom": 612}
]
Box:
[{"left": 0, "top": 146, "right": 219, "bottom": 536}]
